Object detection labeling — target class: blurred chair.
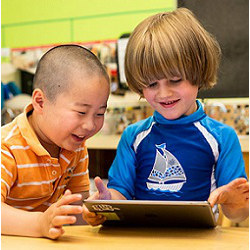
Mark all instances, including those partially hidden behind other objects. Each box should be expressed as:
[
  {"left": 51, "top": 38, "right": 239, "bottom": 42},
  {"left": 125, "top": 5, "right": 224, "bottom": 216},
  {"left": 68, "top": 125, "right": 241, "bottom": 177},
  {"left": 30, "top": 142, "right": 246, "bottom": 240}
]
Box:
[{"left": 1, "top": 94, "right": 32, "bottom": 125}]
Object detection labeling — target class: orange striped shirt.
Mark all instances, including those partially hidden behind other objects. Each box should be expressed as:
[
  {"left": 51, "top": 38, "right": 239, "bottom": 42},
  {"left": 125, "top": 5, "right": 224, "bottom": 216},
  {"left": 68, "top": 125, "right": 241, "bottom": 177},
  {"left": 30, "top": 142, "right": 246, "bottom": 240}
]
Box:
[{"left": 1, "top": 104, "right": 90, "bottom": 212}]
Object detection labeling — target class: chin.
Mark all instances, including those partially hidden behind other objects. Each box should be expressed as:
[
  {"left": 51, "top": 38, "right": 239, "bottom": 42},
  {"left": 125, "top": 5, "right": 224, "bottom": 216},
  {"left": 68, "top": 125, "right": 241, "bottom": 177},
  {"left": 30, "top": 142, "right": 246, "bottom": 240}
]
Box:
[
  {"left": 63, "top": 143, "right": 81, "bottom": 152},
  {"left": 161, "top": 112, "right": 181, "bottom": 120},
  {"left": 164, "top": 116, "right": 179, "bottom": 120}
]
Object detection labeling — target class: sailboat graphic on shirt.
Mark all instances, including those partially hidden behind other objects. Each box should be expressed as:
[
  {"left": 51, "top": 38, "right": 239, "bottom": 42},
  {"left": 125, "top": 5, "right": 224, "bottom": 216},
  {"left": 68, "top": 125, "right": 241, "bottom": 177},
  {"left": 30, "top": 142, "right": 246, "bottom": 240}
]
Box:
[{"left": 146, "top": 143, "right": 186, "bottom": 192}]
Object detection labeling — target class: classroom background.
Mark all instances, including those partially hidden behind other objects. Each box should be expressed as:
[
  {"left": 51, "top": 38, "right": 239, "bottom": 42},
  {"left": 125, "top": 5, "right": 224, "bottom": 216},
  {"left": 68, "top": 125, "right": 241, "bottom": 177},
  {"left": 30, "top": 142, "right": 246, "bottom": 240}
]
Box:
[{"left": 1, "top": 0, "right": 249, "bottom": 227}]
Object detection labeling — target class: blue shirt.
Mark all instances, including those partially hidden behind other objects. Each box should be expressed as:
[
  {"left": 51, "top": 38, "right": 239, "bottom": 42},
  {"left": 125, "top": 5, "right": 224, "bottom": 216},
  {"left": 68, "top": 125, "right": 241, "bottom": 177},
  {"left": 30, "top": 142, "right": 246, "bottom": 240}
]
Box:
[{"left": 108, "top": 100, "right": 246, "bottom": 201}]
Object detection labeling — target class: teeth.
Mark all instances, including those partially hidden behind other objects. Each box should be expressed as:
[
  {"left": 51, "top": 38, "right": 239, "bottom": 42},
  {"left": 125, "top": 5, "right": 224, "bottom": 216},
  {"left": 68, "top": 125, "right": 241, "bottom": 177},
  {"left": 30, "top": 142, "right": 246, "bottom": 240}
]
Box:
[
  {"left": 78, "top": 135, "right": 85, "bottom": 138},
  {"left": 166, "top": 100, "right": 175, "bottom": 104}
]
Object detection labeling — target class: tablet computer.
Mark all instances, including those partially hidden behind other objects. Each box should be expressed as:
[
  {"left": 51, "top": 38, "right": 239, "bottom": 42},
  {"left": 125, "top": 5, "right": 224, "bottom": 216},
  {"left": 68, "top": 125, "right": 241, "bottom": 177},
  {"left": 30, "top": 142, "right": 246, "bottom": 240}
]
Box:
[{"left": 84, "top": 200, "right": 217, "bottom": 227}]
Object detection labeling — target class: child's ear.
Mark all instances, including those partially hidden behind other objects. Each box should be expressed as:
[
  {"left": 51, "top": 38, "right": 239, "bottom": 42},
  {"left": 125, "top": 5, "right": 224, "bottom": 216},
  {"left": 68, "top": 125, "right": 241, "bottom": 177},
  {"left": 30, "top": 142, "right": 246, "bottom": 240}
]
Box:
[{"left": 32, "top": 88, "right": 46, "bottom": 113}]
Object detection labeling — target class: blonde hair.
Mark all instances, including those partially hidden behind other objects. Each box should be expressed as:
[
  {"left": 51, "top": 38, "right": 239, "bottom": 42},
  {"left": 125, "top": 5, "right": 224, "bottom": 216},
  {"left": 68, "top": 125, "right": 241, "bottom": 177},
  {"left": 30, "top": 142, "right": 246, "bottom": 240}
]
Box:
[{"left": 125, "top": 8, "right": 221, "bottom": 96}]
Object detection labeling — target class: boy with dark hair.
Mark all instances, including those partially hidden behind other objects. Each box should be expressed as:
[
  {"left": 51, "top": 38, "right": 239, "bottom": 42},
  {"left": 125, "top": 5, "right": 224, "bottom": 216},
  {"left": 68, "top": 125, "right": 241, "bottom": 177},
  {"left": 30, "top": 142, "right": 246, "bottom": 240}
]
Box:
[{"left": 1, "top": 44, "right": 110, "bottom": 238}]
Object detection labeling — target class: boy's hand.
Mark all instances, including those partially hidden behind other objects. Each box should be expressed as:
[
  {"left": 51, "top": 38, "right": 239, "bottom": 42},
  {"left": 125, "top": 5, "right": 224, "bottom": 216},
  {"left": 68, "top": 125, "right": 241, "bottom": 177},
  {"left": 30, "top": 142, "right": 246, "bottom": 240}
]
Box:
[
  {"left": 82, "top": 176, "right": 111, "bottom": 226},
  {"left": 208, "top": 178, "right": 249, "bottom": 208},
  {"left": 39, "top": 189, "right": 83, "bottom": 239},
  {"left": 93, "top": 176, "right": 112, "bottom": 200}
]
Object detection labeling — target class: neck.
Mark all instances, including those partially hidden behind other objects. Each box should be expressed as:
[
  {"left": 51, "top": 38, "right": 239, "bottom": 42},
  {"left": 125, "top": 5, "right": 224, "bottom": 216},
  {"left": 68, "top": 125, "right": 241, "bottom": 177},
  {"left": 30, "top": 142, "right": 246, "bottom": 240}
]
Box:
[{"left": 28, "top": 113, "right": 60, "bottom": 158}]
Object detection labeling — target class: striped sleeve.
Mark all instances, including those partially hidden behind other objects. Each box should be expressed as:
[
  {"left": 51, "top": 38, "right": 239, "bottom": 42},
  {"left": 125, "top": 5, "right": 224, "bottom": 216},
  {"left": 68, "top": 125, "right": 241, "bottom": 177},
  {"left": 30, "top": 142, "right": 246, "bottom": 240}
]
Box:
[
  {"left": 1, "top": 144, "right": 17, "bottom": 201},
  {"left": 67, "top": 146, "right": 90, "bottom": 193}
]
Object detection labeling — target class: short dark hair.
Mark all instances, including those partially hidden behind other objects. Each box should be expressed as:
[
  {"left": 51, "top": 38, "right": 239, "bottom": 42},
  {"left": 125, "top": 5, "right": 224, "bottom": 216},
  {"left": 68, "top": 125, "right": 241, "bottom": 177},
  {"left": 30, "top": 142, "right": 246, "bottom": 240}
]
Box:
[{"left": 33, "top": 44, "right": 109, "bottom": 101}]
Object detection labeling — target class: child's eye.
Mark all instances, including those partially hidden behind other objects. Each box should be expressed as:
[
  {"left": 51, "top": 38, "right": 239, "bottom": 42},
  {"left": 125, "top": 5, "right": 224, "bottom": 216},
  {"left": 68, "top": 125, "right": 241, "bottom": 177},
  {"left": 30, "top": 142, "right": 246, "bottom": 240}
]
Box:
[
  {"left": 169, "top": 78, "right": 182, "bottom": 83},
  {"left": 78, "top": 112, "right": 86, "bottom": 115},
  {"left": 96, "top": 113, "right": 105, "bottom": 117},
  {"left": 148, "top": 82, "right": 157, "bottom": 88}
]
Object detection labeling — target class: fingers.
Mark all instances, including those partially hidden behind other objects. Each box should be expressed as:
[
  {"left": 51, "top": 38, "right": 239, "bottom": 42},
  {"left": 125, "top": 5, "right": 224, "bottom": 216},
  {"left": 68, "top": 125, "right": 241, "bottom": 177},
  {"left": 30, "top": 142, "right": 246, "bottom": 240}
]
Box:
[
  {"left": 208, "top": 185, "right": 224, "bottom": 207},
  {"left": 47, "top": 205, "right": 82, "bottom": 237},
  {"left": 46, "top": 206, "right": 82, "bottom": 237},
  {"left": 83, "top": 212, "right": 106, "bottom": 226},
  {"left": 57, "top": 204, "right": 83, "bottom": 215},
  {"left": 94, "top": 176, "right": 106, "bottom": 194},
  {"left": 64, "top": 189, "right": 72, "bottom": 196},
  {"left": 87, "top": 214, "right": 106, "bottom": 226},
  {"left": 42, "top": 191, "right": 85, "bottom": 239},
  {"left": 208, "top": 179, "right": 249, "bottom": 207},
  {"left": 228, "top": 178, "right": 247, "bottom": 188},
  {"left": 237, "top": 182, "right": 249, "bottom": 192},
  {"left": 94, "top": 176, "right": 111, "bottom": 200},
  {"left": 48, "top": 192, "right": 83, "bottom": 230},
  {"left": 48, "top": 227, "right": 65, "bottom": 239},
  {"left": 56, "top": 192, "right": 82, "bottom": 207},
  {"left": 82, "top": 204, "right": 96, "bottom": 221},
  {"left": 82, "top": 204, "right": 92, "bottom": 215},
  {"left": 208, "top": 191, "right": 219, "bottom": 207},
  {"left": 228, "top": 179, "right": 249, "bottom": 197},
  {"left": 52, "top": 215, "right": 77, "bottom": 226},
  {"left": 82, "top": 204, "right": 106, "bottom": 226},
  {"left": 87, "top": 192, "right": 99, "bottom": 200}
]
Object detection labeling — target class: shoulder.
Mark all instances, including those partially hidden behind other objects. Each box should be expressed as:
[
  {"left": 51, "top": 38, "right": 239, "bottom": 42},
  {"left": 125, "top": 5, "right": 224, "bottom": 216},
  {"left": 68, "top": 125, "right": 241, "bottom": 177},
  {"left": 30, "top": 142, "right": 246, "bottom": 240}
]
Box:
[
  {"left": 198, "top": 115, "right": 238, "bottom": 144},
  {"left": 1, "top": 118, "right": 24, "bottom": 148},
  {"left": 119, "top": 116, "right": 155, "bottom": 149},
  {"left": 1, "top": 120, "right": 22, "bottom": 171},
  {"left": 1, "top": 114, "right": 35, "bottom": 161},
  {"left": 123, "top": 116, "right": 154, "bottom": 137}
]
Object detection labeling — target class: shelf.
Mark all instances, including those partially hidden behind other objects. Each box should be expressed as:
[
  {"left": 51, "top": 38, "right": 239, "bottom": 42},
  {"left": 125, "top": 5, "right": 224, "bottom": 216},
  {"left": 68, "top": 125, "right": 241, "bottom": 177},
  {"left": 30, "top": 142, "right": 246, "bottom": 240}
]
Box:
[
  {"left": 86, "top": 134, "right": 249, "bottom": 152},
  {"left": 107, "top": 92, "right": 146, "bottom": 108},
  {"left": 86, "top": 134, "right": 121, "bottom": 150},
  {"left": 239, "top": 135, "right": 249, "bottom": 153}
]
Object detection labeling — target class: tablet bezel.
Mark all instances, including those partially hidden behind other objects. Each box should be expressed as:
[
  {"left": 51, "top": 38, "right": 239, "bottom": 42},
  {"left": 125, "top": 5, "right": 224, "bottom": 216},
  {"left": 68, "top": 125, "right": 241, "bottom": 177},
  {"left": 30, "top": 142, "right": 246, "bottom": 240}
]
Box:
[{"left": 84, "top": 200, "right": 217, "bottom": 227}]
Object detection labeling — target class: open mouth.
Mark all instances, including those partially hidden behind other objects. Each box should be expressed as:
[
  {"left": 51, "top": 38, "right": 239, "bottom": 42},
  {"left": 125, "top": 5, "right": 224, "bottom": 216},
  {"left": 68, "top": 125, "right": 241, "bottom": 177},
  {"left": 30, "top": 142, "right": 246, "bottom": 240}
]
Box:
[
  {"left": 159, "top": 99, "right": 180, "bottom": 107},
  {"left": 72, "top": 134, "right": 86, "bottom": 142}
]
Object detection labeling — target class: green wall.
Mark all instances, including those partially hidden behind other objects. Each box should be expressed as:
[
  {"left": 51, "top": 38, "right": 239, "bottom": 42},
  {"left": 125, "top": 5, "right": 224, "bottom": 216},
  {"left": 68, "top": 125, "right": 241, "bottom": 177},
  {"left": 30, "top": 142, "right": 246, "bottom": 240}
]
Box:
[{"left": 2, "top": 0, "right": 176, "bottom": 48}]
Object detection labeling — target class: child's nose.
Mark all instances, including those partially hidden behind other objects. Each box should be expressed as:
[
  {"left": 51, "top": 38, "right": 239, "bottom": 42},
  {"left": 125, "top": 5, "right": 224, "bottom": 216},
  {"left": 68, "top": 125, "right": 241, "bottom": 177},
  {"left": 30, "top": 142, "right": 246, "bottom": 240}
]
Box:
[
  {"left": 158, "top": 85, "right": 173, "bottom": 99},
  {"left": 82, "top": 119, "right": 96, "bottom": 132}
]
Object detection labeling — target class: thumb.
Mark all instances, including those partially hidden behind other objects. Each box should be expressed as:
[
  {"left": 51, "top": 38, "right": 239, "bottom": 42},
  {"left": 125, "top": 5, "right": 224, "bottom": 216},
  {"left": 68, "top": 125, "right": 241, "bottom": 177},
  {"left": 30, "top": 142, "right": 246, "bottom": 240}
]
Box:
[
  {"left": 94, "top": 176, "right": 111, "bottom": 200},
  {"left": 208, "top": 186, "right": 228, "bottom": 207},
  {"left": 208, "top": 191, "right": 219, "bottom": 208},
  {"left": 64, "top": 189, "right": 72, "bottom": 196},
  {"left": 94, "top": 176, "right": 106, "bottom": 193}
]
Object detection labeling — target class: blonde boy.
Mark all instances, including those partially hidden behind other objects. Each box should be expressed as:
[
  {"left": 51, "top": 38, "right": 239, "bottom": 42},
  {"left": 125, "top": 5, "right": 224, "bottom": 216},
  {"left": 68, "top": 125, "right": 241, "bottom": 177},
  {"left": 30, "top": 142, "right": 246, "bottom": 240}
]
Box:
[
  {"left": 1, "top": 45, "right": 110, "bottom": 238},
  {"left": 83, "top": 8, "right": 248, "bottom": 226}
]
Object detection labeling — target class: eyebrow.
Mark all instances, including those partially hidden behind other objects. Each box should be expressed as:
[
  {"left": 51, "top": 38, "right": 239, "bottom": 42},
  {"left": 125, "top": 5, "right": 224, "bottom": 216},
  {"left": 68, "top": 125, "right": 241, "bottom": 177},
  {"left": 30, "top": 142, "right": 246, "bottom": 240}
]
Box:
[{"left": 74, "top": 102, "right": 107, "bottom": 109}]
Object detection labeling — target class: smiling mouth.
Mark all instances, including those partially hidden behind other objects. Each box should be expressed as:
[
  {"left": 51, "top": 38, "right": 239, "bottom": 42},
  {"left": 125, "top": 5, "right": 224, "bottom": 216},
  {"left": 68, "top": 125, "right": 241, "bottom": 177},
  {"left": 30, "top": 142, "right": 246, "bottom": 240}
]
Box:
[
  {"left": 159, "top": 99, "right": 180, "bottom": 106},
  {"left": 72, "top": 134, "right": 86, "bottom": 142}
]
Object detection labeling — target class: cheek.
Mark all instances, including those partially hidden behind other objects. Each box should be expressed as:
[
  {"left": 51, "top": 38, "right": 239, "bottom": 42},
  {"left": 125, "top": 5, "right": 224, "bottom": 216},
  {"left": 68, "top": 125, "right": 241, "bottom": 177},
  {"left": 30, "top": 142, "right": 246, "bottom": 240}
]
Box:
[
  {"left": 142, "top": 89, "right": 152, "bottom": 102},
  {"left": 95, "top": 118, "right": 105, "bottom": 132},
  {"left": 144, "top": 93, "right": 156, "bottom": 109},
  {"left": 60, "top": 115, "right": 81, "bottom": 132},
  {"left": 185, "top": 88, "right": 198, "bottom": 101},
  {"left": 182, "top": 83, "right": 199, "bottom": 97}
]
